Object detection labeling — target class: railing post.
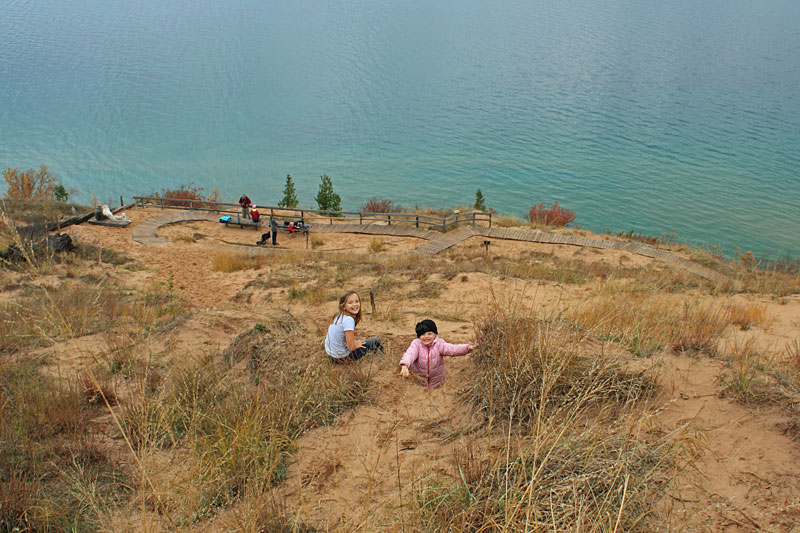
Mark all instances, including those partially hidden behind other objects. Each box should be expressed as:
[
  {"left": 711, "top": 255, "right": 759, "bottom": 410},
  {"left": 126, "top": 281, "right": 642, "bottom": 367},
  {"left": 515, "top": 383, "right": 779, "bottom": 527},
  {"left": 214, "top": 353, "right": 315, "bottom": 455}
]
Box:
[
  {"left": 489, "top": 213, "right": 492, "bottom": 228},
  {"left": 359, "top": 213, "right": 362, "bottom": 224},
  {"left": 388, "top": 214, "right": 391, "bottom": 225},
  {"left": 160, "top": 198, "right": 164, "bottom": 210},
  {"left": 415, "top": 215, "right": 419, "bottom": 228}
]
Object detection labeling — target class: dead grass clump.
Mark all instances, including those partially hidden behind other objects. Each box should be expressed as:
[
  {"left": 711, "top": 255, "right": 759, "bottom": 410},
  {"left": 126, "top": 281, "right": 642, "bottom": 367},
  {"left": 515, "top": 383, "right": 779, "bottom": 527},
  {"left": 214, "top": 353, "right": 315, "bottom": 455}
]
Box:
[
  {"left": 211, "top": 250, "right": 267, "bottom": 272},
  {"left": 571, "top": 295, "right": 728, "bottom": 357},
  {"left": 0, "top": 472, "right": 37, "bottom": 532},
  {"left": 414, "top": 416, "right": 692, "bottom": 531},
  {"left": 469, "top": 309, "right": 656, "bottom": 427},
  {"left": 724, "top": 336, "right": 758, "bottom": 397},
  {"left": 723, "top": 255, "right": 800, "bottom": 296},
  {"left": 412, "top": 307, "right": 693, "bottom": 530},
  {"left": 725, "top": 301, "right": 768, "bottom": 330},
  {"left": 718, "top": 336, "right": 779, "bottom": 403},
  {"left": 787, "top": 338, "right": 800, "bottom": 374},
  {"left": 119, "top": 319, "right": 372, "bottom": 521},
  {"left": 493, "top": 215, "right": 526, "bottom": 227},
  {"left": 670, "top": 304, "right": 728, "bottom": 354},
  {"left": 0, "top": 359, "right": 130, "bottom": 530},
  {"left": 1, "top": 281, "right": 170, "bottom": 354},
  {"left": 310, "top": 234, "right": 324, "bottom": 249},
  {"left": 368, "top": 237, "right": 387, "bottom": 253},
  {"left": 215, "top": 493, "right": 320, "bottom": 532},
  {"left": 75, "top": 243, "right": 132, "bottom": 265}
]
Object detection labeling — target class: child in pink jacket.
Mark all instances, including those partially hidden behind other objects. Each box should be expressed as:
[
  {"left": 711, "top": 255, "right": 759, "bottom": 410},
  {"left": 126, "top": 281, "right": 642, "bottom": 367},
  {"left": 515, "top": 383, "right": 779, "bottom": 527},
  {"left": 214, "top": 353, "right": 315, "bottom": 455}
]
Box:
[{"left": 399, "top": 319, "right": 472, "bottom": 388}]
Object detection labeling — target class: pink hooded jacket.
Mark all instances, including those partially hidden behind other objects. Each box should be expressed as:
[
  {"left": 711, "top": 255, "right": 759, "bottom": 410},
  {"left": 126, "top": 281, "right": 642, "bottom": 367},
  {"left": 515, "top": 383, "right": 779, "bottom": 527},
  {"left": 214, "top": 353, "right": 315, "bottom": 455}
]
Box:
[{"left": 399, "top": 336, "right": 471, "bottom": 388}]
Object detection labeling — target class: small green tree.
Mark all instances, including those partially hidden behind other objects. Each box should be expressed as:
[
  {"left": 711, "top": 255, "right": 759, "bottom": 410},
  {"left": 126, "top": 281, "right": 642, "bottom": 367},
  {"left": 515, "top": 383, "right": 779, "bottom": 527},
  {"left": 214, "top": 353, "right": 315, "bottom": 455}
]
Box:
[
  {"left": 474, "top": 189, "right": 486, "bottom": 211},
  {"left": 278, "top": 174, "right": 299, "bottom": 208},
  {"left": 315, "top": 174, "right": 341, "bottom": 212},
  {"left": 54, "top": 184, "right": 69, "bottom": 202}
]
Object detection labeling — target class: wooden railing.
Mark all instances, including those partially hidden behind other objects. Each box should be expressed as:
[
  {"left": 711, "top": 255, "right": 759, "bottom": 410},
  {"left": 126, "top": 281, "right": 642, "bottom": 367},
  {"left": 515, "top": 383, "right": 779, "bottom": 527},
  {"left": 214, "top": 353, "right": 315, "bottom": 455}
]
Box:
[{"left": 132, "top": 196, "right": 492, "bottom": 230}]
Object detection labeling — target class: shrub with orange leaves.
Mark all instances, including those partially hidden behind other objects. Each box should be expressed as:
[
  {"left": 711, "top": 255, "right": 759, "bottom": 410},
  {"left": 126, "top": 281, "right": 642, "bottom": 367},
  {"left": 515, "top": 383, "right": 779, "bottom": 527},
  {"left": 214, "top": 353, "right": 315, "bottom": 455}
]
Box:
[
  {"left": 528, "top": 201, "right": 576, "bottom": 227},
  {"left": 152, "top": 184, "right": 211, "bottom": 208},
  {"left": 361, "top": 197, "right": 400, "bottom": 213},
  {"left": 3, "top": 166, "right": 58, "bottom": 201}
]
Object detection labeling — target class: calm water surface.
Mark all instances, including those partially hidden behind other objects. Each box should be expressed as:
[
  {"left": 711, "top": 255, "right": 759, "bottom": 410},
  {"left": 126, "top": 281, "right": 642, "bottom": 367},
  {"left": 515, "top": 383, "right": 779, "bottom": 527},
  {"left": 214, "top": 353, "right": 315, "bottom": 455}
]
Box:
[{"left": 1, "top": 0, "right": 799, "bottom": 257}]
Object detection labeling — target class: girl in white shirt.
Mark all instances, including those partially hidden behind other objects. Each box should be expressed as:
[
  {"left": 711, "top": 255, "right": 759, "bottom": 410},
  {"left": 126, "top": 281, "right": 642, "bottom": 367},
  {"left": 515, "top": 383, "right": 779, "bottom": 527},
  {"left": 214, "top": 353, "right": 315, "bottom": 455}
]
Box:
[{"left": 324, "top": 290, "right": 383, "bottom": 362}]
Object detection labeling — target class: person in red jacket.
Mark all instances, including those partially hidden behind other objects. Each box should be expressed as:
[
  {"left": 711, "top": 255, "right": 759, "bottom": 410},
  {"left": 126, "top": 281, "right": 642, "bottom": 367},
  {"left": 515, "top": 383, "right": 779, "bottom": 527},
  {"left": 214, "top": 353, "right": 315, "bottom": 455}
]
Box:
[
  {"left": 249, "top": 205, "right": 261, "bottom": 223},
  {"left": 399, "top": 319, "right": 472, "bottom": 388},
  {"left": 239, "top": 194, "right": 252, "bottom": 219}
]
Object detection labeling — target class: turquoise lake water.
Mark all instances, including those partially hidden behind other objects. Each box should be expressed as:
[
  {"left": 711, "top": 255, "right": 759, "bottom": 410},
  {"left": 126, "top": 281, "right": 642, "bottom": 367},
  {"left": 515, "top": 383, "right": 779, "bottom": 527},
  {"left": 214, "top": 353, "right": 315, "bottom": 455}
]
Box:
[{"left": 1, "top": 0, "right": 799, "bottom": 258}]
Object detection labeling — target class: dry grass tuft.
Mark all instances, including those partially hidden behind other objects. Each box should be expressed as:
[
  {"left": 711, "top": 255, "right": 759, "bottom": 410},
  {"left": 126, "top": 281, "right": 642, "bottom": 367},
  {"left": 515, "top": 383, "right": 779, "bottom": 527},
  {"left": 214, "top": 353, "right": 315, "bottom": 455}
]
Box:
[
  {"left": 414, "top": 416, "right": 695, "bottom": 531},
  {"left": 0, "top": 359, "right": 130, "bottom": 531},
  {"left": 119, "top": 317, "right": 373, "bottom": 521},
  {"left": 670, "top": 304, "right": 728, "bottom": 354},
  {"left": 787, "top": 338, "right": 800, "bottom": 373},
  {"left": 571, "top": 294, "right": 728, "bottom": 357},
  {"left": 470, "top": 308, "right": 656, "bottom": 427},
  {"left": 411, "top": 306, "right": 692, "bottom": 530},
  {"left": 492, "top": 215, "right": 526, "bottom": 227},
  {"left": 211, "top": 250, "right": 267, "bottom": 272},
  {"left": 720, "top": 336, "right": 766, "bottom": 402},
  {"left": 368, "top": 237, "right": 387, "bottom": 253},
  {"left": 725, "top": 301, "right": 768, "bottom": 330},
  {"left": 0, "top": 282, "right": 174, "bottom": 354}
]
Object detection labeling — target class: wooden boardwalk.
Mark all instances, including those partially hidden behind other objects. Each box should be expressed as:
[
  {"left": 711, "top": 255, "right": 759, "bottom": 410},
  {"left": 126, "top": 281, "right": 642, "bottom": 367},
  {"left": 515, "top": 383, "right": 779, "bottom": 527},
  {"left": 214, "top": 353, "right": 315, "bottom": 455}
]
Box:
[
  {"left": 131, "top": 211, "right": 727, "bottom": 283},
  {"left": 131, "top": 211, "right": 219, "bottom": 245}
]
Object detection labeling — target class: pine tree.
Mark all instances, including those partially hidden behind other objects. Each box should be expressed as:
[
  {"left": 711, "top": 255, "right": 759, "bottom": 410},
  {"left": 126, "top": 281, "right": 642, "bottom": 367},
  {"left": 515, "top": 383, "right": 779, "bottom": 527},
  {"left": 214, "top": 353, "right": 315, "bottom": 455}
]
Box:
[
  {"left": 315, "top": 174, "right": 341, "bottom": 212},
  {"left": 278, "top": 174, "right": 299, "bottom": 208},
  {"left": 474, "top": 188, "right": 486, "bottom": 211}
]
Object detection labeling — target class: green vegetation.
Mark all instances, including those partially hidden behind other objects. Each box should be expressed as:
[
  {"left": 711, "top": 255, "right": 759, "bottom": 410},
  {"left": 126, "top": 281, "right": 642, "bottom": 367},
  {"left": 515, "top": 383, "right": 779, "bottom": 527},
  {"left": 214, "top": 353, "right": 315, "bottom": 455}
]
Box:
[
  {"left": 474, "top": 188, "right": 485, "bottom": 211},
  {"left": 314, "top": 173, "right": 341, "bottom": 212},
  {"left": 278, "top": 174, "right": 299, "bottom": 208}
]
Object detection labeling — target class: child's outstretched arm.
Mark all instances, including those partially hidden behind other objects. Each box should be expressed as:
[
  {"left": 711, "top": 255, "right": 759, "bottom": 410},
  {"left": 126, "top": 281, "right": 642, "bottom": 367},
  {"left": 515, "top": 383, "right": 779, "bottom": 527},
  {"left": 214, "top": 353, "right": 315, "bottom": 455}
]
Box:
[
  {"left": 399, "top": 341, "right": 419, "bottom": 378},
  {"left": 439, "top": 339, "right": 472, "bottom": 357}
]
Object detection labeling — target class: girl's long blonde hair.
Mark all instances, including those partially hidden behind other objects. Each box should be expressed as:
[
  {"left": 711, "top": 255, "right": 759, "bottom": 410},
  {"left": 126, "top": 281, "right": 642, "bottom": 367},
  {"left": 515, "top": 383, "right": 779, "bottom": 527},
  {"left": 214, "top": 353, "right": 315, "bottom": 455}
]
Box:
[{"left": 332, "top": 290, "right": 362, "bottom": 326}]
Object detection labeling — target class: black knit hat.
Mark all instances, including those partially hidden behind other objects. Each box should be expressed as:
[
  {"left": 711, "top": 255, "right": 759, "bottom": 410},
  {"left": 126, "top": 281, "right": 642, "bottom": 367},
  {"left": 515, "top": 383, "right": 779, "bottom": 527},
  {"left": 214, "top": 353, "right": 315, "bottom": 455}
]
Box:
[{"left": 415, "top": 319, "right": 438, "bottom": 337}]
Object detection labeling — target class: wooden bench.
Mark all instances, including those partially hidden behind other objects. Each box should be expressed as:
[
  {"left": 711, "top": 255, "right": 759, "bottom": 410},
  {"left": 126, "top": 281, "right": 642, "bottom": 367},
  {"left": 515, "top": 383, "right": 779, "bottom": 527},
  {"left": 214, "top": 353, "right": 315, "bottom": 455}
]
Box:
[{"left": 223, "top": 215, "right": 263, "bottom": 229}]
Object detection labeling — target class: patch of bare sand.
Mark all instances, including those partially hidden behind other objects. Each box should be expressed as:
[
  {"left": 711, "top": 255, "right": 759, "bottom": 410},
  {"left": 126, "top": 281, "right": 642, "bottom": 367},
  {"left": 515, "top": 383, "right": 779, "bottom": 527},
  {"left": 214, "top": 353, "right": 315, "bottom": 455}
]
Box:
[{"left": 658, "top": 350, "right": 800, "bottom": 531}]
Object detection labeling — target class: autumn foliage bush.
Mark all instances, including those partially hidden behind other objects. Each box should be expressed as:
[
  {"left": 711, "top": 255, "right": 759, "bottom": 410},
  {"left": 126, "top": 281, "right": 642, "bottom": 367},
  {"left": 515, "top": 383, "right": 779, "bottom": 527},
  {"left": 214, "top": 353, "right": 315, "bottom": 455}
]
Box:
[
  {"left": 361, "top": 197, "right": 400, "bottom": 213},
  {"left": 3, "top": 166, "right": 58, "bottom": 201},
  {"left": 152, "top": 184, "right": 212, "bottom": 208},
  {"left": 528, "top": 201, "right": 576, "bottom": 227}
]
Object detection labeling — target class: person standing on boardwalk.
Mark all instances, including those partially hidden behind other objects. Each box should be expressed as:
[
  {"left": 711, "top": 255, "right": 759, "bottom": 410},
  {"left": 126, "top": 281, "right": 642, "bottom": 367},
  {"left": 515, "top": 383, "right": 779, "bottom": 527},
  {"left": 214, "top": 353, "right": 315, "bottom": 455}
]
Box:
[
  {"left": 239, "top": 194, "right": 252, "bottom": 219},
  {"left": 270, "top": 217, "right": 279, "bottom": 245}
]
